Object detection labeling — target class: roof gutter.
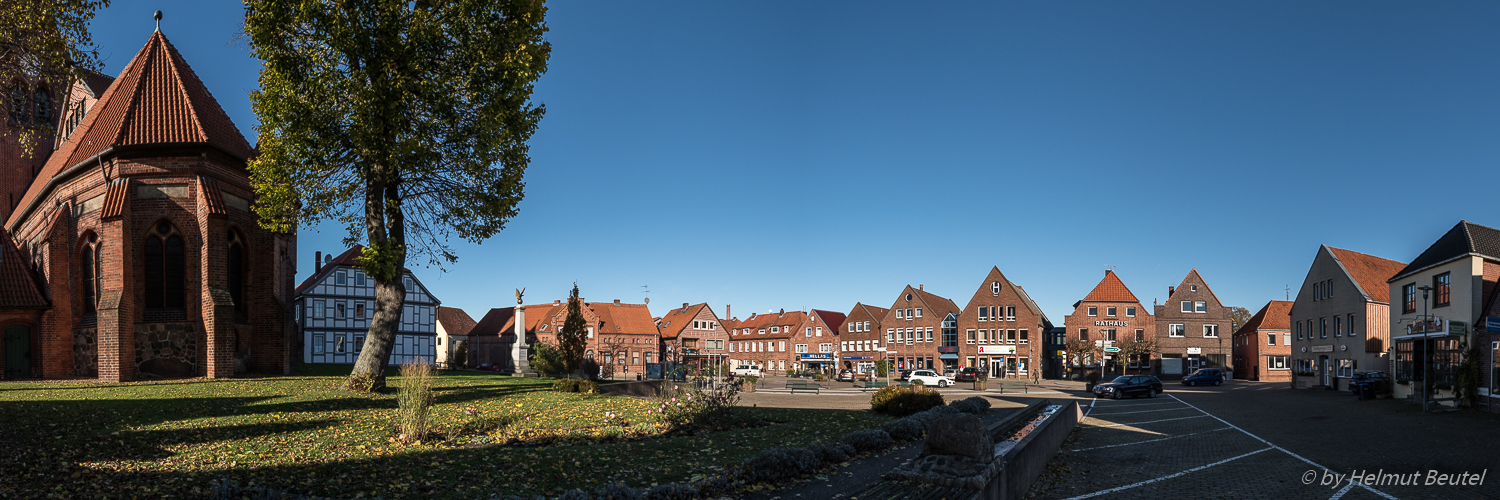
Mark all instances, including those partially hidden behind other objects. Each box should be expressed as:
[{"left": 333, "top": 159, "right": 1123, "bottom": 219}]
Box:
[{"left": 6, "top": 141, "right": 249, "bottom": 233}]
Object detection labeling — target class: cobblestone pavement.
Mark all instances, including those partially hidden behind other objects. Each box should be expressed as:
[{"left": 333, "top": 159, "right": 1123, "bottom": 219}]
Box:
[{"left": 1034, "top": 382, "right": 1500, "bottom": 500}]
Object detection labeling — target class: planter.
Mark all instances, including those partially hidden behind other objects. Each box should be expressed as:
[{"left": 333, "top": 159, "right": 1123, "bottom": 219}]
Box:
[
  {"left": 974, "top": 380, "right": 987, "bottom": 391},
  {"left": 741, "top": 382, "right": 756, "bottom": 392},
  {"left": 1084, "top": 383, "right": 1095, "bottom": 392}
]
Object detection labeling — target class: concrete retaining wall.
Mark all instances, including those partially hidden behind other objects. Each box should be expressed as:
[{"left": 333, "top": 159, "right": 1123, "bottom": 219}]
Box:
[{"left": 984, "top": 400, "right": 1082, "bottom": 500}]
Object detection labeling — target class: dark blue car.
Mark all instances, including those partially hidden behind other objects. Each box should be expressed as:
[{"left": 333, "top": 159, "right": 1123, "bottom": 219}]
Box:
[{"left": 1182, "top": 368, "right": 1225, "bottom": 386}]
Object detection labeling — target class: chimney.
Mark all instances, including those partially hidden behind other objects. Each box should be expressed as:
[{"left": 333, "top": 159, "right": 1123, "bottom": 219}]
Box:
[
  {"left": 314, "top": 251, "right": 322, "bottom": 271},
  {"left": 726, "top": 304, "right": 731, "bottom": 321},
  {"left": 919, "top": 284, "right": 924, "bottom": 291},
  {"left": 682, "top": 302, "right": 689, "bottom": 310},
  {"left": 614, "top": 299, "right": 621, "bottom": 305},
  {"left": 1168, "top": 286, "right": 1175, "bottom": 296},
  {"left": 553, "top": 299, "right": 560, "bottom": 305}
]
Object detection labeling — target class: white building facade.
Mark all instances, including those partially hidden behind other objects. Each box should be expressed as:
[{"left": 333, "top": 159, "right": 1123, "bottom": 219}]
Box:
[{"left": 294, "top": 248, "right": 439, "bottom": 366}]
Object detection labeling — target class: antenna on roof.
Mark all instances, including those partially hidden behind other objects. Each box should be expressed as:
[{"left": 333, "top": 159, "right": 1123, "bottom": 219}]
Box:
[
  {"left": 154, "top": 10, "right": 162, "bottom": 32},
  {"left": 1285, "top": 285, "right": 1290, "bottom": 300},
  {"left": 641, "top": 285, "right": 649, "bottom": 304},
  {"left": 1106, "top": 264, "right": 1116, "bottom": 273}
]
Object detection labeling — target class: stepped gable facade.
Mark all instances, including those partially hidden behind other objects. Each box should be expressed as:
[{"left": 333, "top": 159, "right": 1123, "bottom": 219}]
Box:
[{"left": 0, "top": 32, "right": 296, "bottom": 381}]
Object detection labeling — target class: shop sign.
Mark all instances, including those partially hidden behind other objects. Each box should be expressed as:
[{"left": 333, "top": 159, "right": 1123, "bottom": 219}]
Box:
[
  {"left": 1487, "top": 317, "right": 1500, "bottom": 332},
  {"left": 799, "top": 353, "right": 832, "bottom": 360},
  {"left": 843, "top": 356, "right": 871, "bottom": 360},
  {"left": 938, "top": 346, "right": 959, "bottom": 354},
  {"left": 1310, "top": 345, "right": 1334, "bottom": 353},
  {"left": 1186, "top": 347, "right": 1201, "bottom": 354},
  {"left": 978, "top": 345, "right": 1016, "bottom": 355},
  {"left": 1449, "top": 321, "right": 1468, "bottom": 335},
  {"left": 1093, "top": 320, "right": 1128, "bottom": 327}
]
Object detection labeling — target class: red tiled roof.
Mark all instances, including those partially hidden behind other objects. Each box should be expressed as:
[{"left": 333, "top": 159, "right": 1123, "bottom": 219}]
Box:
[
  {"left": 436, "top": 307, "right": 477, "bottom": 337},
  {"left": 588, "top": 302, "right": 659, "bottom": 336},
  {"left": 99, "top": 179, "right": 129, "bottom": 219},
  {"left": 1327, "top": 246, "right": 1407, "bottom": 304},
  {"left": 1166, "top": 269, "right": 1224, "bottom": 307},
  {"left": 7, "top": 31, "right": 254, "bottom": 230},
  {"left": 0, "top": 229, "right": 48, "bottom": 308},
  {"left": 1081, "top": 270, "right": 1140, "bottom": 303},
  {"left": 470, "top": 303, "right": 561, "bottom": 338},
  {"left": 812, "top": 309, "right": 846, "bottom": 332},
  {"left": 658, "top": 302, "right": 710, "bottom": 339},
  {"left": 1234, "top": 300, "right": 1292, "bottom": 337},
  {"left": 731, "top": 310, "right": 805, "bottom": 338}
]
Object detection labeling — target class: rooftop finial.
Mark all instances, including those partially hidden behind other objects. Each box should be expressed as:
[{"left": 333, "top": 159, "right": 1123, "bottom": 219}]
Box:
[{"left": 154, "top": 10, "right": 162, "bottom": 32}]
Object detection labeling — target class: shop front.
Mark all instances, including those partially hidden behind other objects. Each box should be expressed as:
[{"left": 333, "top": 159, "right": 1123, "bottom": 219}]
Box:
[
  {"left": 978, "top": 345, "right": 1017, "bottom": 378},
  {"left": 843, "top": 355, "right": 875, "bottom": 376},
  {"left": 798, "top": 353, "right": 835, "bottom": 373}
]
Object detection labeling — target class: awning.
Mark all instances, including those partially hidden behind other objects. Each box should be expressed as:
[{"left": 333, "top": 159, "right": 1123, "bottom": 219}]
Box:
[{"left": 939, "top": 354, "right": 958, "bottom": 360}]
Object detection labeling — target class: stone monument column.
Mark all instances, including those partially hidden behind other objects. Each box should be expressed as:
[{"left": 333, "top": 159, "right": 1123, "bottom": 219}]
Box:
[{"left": 511, "top": 289, "right": 538, "bottom": 377}]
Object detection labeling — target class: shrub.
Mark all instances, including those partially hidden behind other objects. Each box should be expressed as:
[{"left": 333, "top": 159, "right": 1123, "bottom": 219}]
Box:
[
  {"left": 397, "top": 361, "right": 436, "bottom": 443},
  {"left": 950, "top": 396, "right": 991, "bottom": 415},
  {"left": 881, "top": 417, "right": 924, "bottom": 441},
  {"left": 592, "top": 484, "right": 643, "bottom": 500},
  {"left": 809, "top": 442, "right": 855, "bottom": 463},
  {"left": 873, "top": 387, "right": 945, "bottom": 417},
  {"left": 741, "top": 375, "right": 759, "bottom": 386},
  {"left": 653, "top": 380, "right": 742, "bottom": 430},
  {"left": 601, "top": 426, "right": 625, "bottom": 440},
  {"left": 557, "top": 490, "right": 591, "bottom": 500},
  {"left": 629, "top": 422, "right": 657, "bottom": 435},
  {"left": 452, "top": 341, "right": 468, "bottom": 369},
  {"left": 552, "top": 379, "right": 600, "bottom": 394},
  {"left": 643, "top": 483, "right": 698, "bottom": 500},
  {"left": 910, "top": 378, "right": 925, "bottom": 386},
  {"left": 696, "top": 476, "right": 732, "bottom": 497},
  {"left": 529, "top": 341, "right": 568, "bottom": 377},
  {"left": 740, "top": 447, "right": 819, "bottom": 482},
  {"left": 841, "top": 429, "right": 894, "bottom": 453}
]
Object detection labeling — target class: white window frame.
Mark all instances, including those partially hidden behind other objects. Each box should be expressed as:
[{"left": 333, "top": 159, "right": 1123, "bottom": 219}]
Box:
[
  {"left": 1267, "top": 333, "right": 1276, "bottom": 346},
  {"left": 312, "top": 334, "right": 325, "bottom": 354},
  {"left": 1195, "top": 301, "right": 1207, "bottom": 313},
  {"left": 992, "top": 281, "right": 1001, "bottom": 295},
  {"left": 1169, "top": 324, "right": 1185, "bottom": 337},
  {"left": 1127, "top": 307, "right": 1136, "bottom": 317},
  {"left": 1181, "top": 301, "right": 1191, "bottom": 312},
  {"left": 1088, "top": 306, "right": 1097, "bottom": 317},
  {"left": 314, "top": 301, "right": 325, "bottom": 319},
  {"left": 1203, "top": 324, "right": 1219, "bottom": 338},
  {"left": 1107, "top": 306, "right": 1116, "bottom": 317},
  {"left": 967, "top": 328, "right": 976, "bottom": 344},
  {"left": 915, "top": 308, "right": 923, "bottom": 318},
  {"left": 796, "top": 343, "right": 809, "bottom": 354}
]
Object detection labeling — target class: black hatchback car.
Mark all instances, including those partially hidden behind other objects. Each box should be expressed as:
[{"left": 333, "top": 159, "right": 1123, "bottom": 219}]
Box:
[
  {"left": 954, "top": 367, "right": 984, "bottom": 382},
  {"left": 1092, "top": 375, "right": 1163, "bottom": 399}
]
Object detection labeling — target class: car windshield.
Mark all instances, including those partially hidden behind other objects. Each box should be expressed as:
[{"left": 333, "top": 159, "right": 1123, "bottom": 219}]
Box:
[
  {"left": 1111, "top": 376, "right": 1133, "bottom": 383},
  {"left": 1190, "top": 370, "right": 1214, "bottom": 377}
]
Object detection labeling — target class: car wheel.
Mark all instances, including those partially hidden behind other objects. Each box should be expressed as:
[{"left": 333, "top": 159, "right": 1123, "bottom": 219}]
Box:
[
  {"left": 1215, "top": 380, "right": 1222, "bottom": 386},
  {"left": 1148, "top": 388, "right": 1157, "bottom": 398},
  {"left": 1112, "top": 391, "right": 1122, "bottom": 400},
  {"left": 938, "top": 380, "right": 948, "bottom": 388},
  {"left": 1187, "top": 380, "right": 1195, "bottom": 387}
]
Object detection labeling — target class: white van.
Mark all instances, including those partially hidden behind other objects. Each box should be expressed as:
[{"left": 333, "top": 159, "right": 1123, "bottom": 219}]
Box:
[{"left": 731, "top": 365, "right": 762, "bottom": 377}]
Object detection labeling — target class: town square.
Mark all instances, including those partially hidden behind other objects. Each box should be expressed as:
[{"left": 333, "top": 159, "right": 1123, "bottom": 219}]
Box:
[{"left": 1, "top": 2, "right": 1498, "bottom": 499}]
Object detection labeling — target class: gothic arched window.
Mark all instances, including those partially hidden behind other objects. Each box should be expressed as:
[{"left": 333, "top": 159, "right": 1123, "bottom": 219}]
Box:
[
  {"left": 144, "top": 221, "right": 185, "bottom": 309},
  {"left": 32, "top": 88, "right": 49, "bottom": 123},
  {"left": 228, "top": 230, "right": 246, "bottom": 317},
  {"left": 8, "top": 83, "right": 25, "bottom": 124},
  {"left": 80, "top": 233, "right": 101, "bottom": 314}
]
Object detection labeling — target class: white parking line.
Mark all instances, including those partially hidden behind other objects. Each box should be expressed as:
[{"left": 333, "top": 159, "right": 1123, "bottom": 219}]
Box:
[
  {"left": 1087, "top": 401, "right": 1181, "bottom": 408},
  {"left": 1084, "top": 395, "right": 1097, "bottom": 417},
  {"left": 1089, "top": 407, "right": 1195, "bottom": 416},
  {"left": 1166, "top": 395, "right": 1399, "bottom": 500},
  {"left": 1086, "top": 415, "right": 1207, "bottom": 428},
  {"left": 1070, "top": 427, "right": 1232, "bottom": 452},
  {"left": 1328, "top": 481, "right": 1355, "bottom": 500},
  {"left": 1060, "top": 447, "right": 1274, "bottom": 500}
]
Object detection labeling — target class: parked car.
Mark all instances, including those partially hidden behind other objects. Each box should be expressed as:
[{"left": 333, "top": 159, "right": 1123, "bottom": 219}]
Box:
[
  {"left": 907, "top": 369, "right": 956, "bottom": 388},
  {"left": 1093, "top": 375, "right": 1163, "bottom": 399},
  {"left": 730, "top": 365, "right": 762, "bottom": 377},
  {"left": 1182, "top": 368, "right": 1225, "bottom": 386},
  {"left": 895, "top": 369, "right": 913, "bottom": 381},
  {"left": 835, "top": 369, "right": 856, "bottom": 382},
  {"left": 954, "top": 367, "right": 984, "bottom": 382},
  {"left": 1348, "top": 371, "right": 1391, "bottom": 396},
  {"left": 475, "top": 363, "right": 505, "bottom": 372}
]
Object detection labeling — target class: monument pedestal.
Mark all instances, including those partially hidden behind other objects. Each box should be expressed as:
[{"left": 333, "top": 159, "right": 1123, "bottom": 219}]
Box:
[{"left": 512, "top": 344, "right": 539, "bottom": 377}]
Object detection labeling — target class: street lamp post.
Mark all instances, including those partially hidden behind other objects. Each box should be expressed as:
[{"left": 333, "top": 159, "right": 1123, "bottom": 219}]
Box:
[{"left": 1417, "top": 285, "right": 1432, "bottom": 412}]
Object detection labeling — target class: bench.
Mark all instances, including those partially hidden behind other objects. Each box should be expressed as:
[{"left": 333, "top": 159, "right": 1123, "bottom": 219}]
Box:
[
  {"left": 785, "top": 380, "right": 821, "bottom": 394},
  {"left": 856, "top": 380, "right": 889, "bottom": 391},
  {"left": 998, "top": 381, "right": 1027, "bottom": 394}
]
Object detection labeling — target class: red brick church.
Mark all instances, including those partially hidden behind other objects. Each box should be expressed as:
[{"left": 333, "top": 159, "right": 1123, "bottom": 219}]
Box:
[{"left": 0, "top": 30, "right": 296, "bottom": 381}]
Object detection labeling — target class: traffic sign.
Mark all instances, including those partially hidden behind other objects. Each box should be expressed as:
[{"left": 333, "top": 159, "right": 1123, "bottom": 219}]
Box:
[{"left": 1103, "top": 347, "right": 1121, "bottom": 353}]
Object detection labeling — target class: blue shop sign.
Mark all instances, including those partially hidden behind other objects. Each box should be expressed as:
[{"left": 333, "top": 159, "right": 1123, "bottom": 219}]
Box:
[
  {"left": 843, "top": 356, "right": 871, "bottom": 360},
  {"left": 1488, "top": 317, "right": 1500, "bottom": 332},
  {"left": 799, "top": 353, "right": 832, "bottom": 360}
]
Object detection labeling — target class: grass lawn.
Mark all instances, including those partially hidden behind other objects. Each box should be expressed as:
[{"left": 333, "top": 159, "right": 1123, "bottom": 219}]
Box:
[{"left": 0, "top": 369, "right": 883, "bottom": 499}]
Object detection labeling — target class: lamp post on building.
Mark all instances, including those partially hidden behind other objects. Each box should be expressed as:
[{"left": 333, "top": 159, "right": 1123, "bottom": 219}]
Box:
[{"left": 1417, "top": 285, "right": 1432, "bottom": 412}]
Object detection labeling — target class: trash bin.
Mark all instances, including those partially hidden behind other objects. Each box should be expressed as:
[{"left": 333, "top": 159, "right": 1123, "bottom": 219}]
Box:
[{"left": 1359, "top": 383, "right": 1374, "bottom": 401}]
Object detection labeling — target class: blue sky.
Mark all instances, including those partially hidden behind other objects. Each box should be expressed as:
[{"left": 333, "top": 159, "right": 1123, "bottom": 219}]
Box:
[{"left": 88, "top": 2, "right": 1500, "bottom": 323}]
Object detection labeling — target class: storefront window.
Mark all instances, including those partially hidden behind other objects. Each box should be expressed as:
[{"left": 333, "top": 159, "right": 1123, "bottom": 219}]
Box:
[{"left": 1394, "top": 340, "right": 1414, "bottom": 383}]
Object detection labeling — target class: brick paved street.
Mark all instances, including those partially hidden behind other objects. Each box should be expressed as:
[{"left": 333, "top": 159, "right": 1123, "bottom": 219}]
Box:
[{"left": 1033, "top": 382, "right": 1500, "bottom": 500}]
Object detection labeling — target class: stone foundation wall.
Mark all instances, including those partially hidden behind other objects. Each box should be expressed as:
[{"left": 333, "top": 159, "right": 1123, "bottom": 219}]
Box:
[
  {"left": 73, "top": 328, "right": 97, "bottom": 377},
  {"left": 134, "top": 323, "right": 200, "bottom": 378}
]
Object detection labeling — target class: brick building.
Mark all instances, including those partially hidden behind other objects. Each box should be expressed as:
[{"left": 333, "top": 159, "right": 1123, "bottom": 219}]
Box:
[
  {"left": 0, "top": 32, "right": 296, "bottom": 381},
  {"left": 1231, "top": 300, "right": 1292, "bottom": 382},
  {"left": 1288, "top": 245, "right": 1405, "bottom": 391},
  {"left": 790, "top": 309, "right": 845, "bottom": 373},
  {"left": 877, "top": 285, "right": 961, "bottom": 373},
  {"left": 656, "top": 302, "right": 728, "bottom": 372},
  {"left": 1385, "top": 221, "right": 1500, "bottom": 409},
  {"left": 837, "top": 302, "right": 888, "bottom": 376},
  {"left": 1153, "top": 269, "right": 1233, "bottom": 378},
  {"left": 957, "top": 267, "right": 1053, "bottom": 379},
  {"left": 293, "top": 247, "right": 440, "bottom": 366},
  {"left": 1064, "top": 270, "right": 1154, "bottom": 375},
  {"left": 726, "top": 310, "right": 804, "bottom": 373},
  {"left": 469, "top": 298, "right": 660, "bottom": 377}
]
